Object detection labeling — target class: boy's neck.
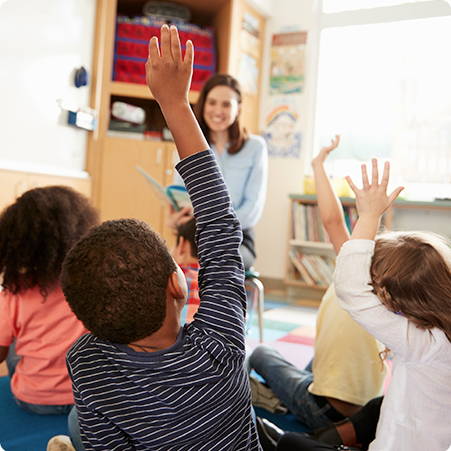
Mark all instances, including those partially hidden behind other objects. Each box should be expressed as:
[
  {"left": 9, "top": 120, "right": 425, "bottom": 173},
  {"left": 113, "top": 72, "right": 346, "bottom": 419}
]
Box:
[{"left": 128, "top": 307, "right": 181, "bottom": 352}]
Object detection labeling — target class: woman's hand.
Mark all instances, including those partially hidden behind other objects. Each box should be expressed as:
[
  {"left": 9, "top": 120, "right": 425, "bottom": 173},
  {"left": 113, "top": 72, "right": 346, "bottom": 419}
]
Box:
[
  {"left": 312, "top": 134, "right": 340, "bottom": 168},
  {"left": 347, "top": 159, "right": 404, "bottom": 240},
  {"left": 167, "top": 206, "right": 193, "bottom": 230},
  {"left": 145, "top": 24, "right": 193, "bottom": 109}
]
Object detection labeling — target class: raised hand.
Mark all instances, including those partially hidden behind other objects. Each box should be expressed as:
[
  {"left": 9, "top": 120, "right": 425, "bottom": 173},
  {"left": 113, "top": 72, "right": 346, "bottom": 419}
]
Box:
[
  {"left": 145, "top": 25, "right": 194, "bottom": 108},
  {"left": 312, "top": 134, "right": 341, "bottom": 167},
  {"left": 346, "top": 159, "right": 404, "bottom": 240},
  {"left": 346, "top": 159, "right": 403, "bottom": 218}
]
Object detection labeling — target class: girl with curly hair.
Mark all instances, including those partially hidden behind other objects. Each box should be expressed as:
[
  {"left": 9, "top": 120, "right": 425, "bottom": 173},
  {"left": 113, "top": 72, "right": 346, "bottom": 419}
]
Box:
[{"left": 0, "top": 185, "right": 98, "bottom": 414}]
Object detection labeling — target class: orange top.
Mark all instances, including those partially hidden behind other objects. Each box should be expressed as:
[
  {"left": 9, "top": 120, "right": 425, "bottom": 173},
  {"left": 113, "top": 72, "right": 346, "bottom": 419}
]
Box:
[{"left": 0, "top": 286, "right": 86, "bottom": 405}]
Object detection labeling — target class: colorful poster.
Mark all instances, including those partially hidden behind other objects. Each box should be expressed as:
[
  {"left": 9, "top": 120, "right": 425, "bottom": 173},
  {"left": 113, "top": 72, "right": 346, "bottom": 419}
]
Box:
[
  {"left": 270, "top": 31, "right": 307, "bottom": 95},
  {"left": 263, "top": 102, "right": 302, "bottom": 158}
]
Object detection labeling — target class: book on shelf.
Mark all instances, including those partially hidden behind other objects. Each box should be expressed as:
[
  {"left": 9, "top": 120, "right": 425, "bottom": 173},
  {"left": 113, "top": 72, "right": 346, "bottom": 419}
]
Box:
[
  {"left": 136, "top": 166, "right": 190, "bottom": 211},
  {"left": 291, "top": 203, "right": 330, "bottom": 243},
  {"left": 289, "top": 249, "right": 335, "bottom": 287},
  {"left": 289, "top": 250, "right": 315, "bottom": 285}
]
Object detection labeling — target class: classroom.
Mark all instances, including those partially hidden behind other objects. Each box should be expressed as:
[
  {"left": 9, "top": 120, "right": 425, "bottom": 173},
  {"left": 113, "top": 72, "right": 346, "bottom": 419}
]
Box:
[{"left": 0, "top": 1, "right": 450, "bottom": 450}]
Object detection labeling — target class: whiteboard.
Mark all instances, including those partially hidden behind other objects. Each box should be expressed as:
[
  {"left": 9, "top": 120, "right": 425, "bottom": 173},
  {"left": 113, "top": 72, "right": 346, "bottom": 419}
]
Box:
[{"left": 0, "top": 0, "right": 95, "bottom": 174}]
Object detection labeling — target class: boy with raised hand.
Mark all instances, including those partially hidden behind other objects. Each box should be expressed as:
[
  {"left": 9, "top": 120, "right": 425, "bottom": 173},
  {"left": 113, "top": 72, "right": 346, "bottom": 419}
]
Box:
[{"left": 62, "top": 25, "right": 261, "bottom": 451}]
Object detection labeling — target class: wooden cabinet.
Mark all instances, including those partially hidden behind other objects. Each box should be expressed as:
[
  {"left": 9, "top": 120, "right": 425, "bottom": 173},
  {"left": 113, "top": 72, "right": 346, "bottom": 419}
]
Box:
[
  {"left": 86, "top": 0, "right": 266, "bottom": 240},
  {"left": 98, "top": 138, "right": 175, "bottom": 230},
  {"left": 0, "top": 168, "right": 91, "bottom": 214}
]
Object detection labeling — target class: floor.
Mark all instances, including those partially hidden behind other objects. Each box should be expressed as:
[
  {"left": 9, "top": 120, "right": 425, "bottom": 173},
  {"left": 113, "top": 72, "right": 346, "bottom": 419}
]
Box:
[{"left": 245, "top": 287, "right": 318, "bottom": 370}]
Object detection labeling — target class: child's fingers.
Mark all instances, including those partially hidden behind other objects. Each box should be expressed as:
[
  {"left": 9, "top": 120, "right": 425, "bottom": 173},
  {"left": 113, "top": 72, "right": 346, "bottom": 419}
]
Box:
[
  {"left": 361, "top": 164, "right": 370, "bottom": 189},
  {"left": 170, "top": 25, "right": 182, "bottom": 62},
  {"left": 381, "top": 161, "right": 390, "bottom": 189},
  {"left": 371, "top": 158, "right": 379, "bottom": 186},
  {"left": 183, "top": 40, "right": 194, "bottom": 68},
  {"left": 160, "top": 24, "right": 171, "bottom": 60},
  {"left": 148, "top": 36, "right": 160, "bottom": 61},
  {"left": 345, "top": 175, "right": 359, "bottom": 194},
  {"left": 388, "top": 186, "right": 404, "bottom": 205}
]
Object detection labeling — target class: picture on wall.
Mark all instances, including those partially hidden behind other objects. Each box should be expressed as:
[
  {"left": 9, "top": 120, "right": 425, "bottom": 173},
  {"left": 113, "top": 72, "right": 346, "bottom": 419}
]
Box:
[
  {"left": 263, "top": 101, "right": 302, "bottom": 158},
  {"left": 270, "top": 31, "right": 307, "bottom": 95}
]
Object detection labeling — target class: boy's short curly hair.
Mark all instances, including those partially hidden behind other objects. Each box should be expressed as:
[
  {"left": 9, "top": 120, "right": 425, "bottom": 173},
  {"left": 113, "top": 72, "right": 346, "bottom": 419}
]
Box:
[
  {"left": 0, "top": 185, "right": 98, "bottom": 296},
  {"left": 61, "top": 218, "right": 177, "bottom": 344}
]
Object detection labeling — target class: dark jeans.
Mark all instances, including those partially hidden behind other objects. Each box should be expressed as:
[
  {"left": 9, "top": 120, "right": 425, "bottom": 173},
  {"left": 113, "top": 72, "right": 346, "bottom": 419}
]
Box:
[
  {"left": 277, "top": 434, "right": 358, "bottom": 450},
  {"left": 249, "top": 345, "right": 339, "bottom": 430}
]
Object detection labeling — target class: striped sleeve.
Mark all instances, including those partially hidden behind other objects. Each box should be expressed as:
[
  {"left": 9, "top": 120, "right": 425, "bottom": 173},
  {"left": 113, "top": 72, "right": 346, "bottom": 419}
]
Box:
[{"left": 176, "top": 150, "right": 246, "bottom": 350}]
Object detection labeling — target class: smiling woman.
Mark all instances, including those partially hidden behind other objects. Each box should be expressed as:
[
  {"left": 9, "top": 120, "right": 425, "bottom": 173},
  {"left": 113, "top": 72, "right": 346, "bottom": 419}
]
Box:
[{"left": 171, "top": 74, "right": 268, "bottom": 269}]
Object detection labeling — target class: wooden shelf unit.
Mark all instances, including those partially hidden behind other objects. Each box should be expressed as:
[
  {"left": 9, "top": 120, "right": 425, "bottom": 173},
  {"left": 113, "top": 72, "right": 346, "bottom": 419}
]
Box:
[
  {"left": 286, "top": 193, "right": 451, "bottom": 300},
  {"left": 86, "top": 0, "right": 266, "bottom": 244}
]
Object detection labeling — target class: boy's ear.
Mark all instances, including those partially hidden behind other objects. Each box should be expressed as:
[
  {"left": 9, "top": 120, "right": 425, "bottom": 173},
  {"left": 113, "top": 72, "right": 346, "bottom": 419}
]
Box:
[{"left": 167, "top": 269, "right": 187, "bottom": 300}]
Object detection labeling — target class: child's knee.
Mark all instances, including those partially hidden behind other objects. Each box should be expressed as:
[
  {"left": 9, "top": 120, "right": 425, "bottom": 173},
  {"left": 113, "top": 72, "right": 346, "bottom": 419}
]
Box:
[{"left": 249, "top": 344, "right": 273, "bottom": 367}]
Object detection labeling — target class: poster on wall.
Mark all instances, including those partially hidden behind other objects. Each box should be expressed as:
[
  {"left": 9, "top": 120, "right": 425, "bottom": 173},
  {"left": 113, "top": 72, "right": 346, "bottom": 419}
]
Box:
[
  {"left": 263, "top": 99, "right": 302, "bottom": 158},
  {"left": 270, "top": 31, "right": 307, "bottom": 95}
]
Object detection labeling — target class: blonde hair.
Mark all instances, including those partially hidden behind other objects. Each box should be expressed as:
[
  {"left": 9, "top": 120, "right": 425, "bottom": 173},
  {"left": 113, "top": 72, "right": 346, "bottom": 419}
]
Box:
[{"left": 371, "top": 231, "right": 451, "bottom": 342}]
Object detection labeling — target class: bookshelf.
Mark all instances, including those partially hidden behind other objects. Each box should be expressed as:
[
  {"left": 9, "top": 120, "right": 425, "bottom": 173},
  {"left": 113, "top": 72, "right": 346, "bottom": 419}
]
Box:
[
  {"left": 87, "top": 0, "right": 266, "bottom": 245},
  {"left": 286, "top": 193, "right": 451, "bottom": 300},
  {"left": 286, "top": 194, "right": 358, "bottom": 293}
]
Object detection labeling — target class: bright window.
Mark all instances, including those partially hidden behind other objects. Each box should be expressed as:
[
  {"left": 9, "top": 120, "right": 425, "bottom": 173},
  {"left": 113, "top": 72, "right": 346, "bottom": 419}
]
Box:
[{"left": 314, "top": 3, "right": 451, "bottom": 200}]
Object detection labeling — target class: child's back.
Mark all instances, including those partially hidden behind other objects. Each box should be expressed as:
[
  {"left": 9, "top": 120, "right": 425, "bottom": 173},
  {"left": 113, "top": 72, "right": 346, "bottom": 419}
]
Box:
[
  {"left": 0, "top": 185, "right": 97, "bottom": 413},
  {"left": 62, "top": 25, "right": 260, "bottom": 451},
  {"left": 335, "top": 160, "right": 451, "bottom": 450},
  {"left": 0, "top": 287, "right": 86, "bottom": 407}
]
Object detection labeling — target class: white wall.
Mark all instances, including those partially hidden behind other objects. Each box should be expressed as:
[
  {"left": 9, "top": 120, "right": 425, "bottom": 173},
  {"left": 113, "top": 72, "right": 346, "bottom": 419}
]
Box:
[
  {"left": 247, "top": 0, "right": 273, "bottom": 16},
  {"left": 255, "top": 0, "right": 318, "bottom": 279},
  {"left": 0, "top": 0, "right": 95, "bottom": 176},
  {"left": 254, "top": 0, "right": 451, "bottom": 279}
]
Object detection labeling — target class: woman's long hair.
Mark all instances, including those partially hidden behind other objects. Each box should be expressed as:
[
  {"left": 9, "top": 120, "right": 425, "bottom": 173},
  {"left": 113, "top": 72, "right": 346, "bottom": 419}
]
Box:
[
  {"left": 371, "top": 231, "right": 451, "bottom": 342},
  {"left": 194, "top": 74, "right": 248, "bottom": 154},
  {"left": 0, "top": 186, "right": 98, "bottom": 296}
]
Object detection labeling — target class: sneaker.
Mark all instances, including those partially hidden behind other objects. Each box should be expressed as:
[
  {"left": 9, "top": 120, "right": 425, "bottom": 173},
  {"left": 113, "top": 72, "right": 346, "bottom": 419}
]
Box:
[
  {"left": 249, "top": 375, "right": 288, "bottom": 414},
  {"left": 46, "top": 435, "right": 76, "bottom": 451},
  {"left": 256, "top": 417, "right": 284, "bottom": 451}
]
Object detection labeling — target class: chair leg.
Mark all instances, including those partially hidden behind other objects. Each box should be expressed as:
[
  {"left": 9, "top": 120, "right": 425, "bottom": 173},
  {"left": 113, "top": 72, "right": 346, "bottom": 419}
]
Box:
[{"left": 246, "top": 278, "right": 264, "bottom": 343}]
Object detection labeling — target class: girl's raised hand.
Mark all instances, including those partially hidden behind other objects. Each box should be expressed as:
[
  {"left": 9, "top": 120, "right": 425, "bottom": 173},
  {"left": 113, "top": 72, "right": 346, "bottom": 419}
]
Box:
[
  {"left": 312, "top": 134, "right": 340, "bottom": 167},
  {"left": 346, "top": 159, "right": 404, "bottom": 219},
  {"left": 145, "top": 25, "right": 194, "bottom": 108}
]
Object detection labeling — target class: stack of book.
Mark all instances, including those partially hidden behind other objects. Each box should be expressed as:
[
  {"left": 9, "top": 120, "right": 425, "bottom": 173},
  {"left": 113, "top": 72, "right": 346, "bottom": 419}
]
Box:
[
  {"left": 291, "top": 202, "right": 358, "bottom": 241},
  {"left": 289, "top": 249, "right": 335, "bottom": 287}
]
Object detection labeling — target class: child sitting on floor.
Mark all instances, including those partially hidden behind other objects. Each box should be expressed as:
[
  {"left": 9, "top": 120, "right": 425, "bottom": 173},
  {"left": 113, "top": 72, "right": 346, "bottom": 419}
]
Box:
[
  {"left": 173, "top": 217, "right": 200, "bottom": 323},
  {"left": 0, "top": 186, "right": 98, "bottom": 414},
  {"left": 334, "top": 159, "right": 451, "bottom": 450},
  {"left": 249, "top": 137, "right": 385, "bottom": 432},
  {"left": 61, "top": 25, "right": 260, "bottom": 451}
]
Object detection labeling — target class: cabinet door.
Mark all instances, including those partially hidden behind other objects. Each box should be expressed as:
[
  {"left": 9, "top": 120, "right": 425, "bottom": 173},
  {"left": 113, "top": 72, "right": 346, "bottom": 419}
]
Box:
[{"left": 99, "top": 137, "right": 167, "bottom": 233}]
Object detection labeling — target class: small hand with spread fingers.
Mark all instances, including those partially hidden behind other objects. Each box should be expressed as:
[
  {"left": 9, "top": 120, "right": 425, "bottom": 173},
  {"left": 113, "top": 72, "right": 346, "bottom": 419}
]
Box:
[
  {"left": 346, "top": 159, "right": 404, "bottom": 240},
  {"left": 145, "top": 24, "right": 194, "bottom": 108}
]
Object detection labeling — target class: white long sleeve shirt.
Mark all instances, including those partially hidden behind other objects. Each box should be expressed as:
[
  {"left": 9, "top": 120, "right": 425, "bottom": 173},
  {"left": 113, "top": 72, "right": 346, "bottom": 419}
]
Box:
[{"left": 334, "top": 239, "right": 451, "bottom": 451}]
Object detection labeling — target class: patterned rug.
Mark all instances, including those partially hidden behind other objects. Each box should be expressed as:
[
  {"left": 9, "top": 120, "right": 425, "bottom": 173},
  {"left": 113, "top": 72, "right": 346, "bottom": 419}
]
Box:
[{"left": 246, "top": 299, "right": 316, "bottom": 369}]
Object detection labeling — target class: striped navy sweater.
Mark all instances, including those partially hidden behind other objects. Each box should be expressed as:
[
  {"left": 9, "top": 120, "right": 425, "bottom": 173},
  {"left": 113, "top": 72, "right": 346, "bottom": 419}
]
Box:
[{"left": 67, "top": 150, "right": 261, "bottom": 451}]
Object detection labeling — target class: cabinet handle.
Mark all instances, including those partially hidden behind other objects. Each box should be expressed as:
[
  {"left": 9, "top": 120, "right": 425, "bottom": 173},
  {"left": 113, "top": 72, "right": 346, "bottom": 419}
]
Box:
[{"left": 165, "top": 169, "right": 173, "bottom": 176}]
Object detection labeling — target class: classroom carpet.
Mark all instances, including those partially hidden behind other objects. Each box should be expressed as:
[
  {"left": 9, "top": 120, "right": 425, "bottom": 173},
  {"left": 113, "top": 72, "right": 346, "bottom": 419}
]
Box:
[
  {"left": 245, "top": 299, "right": 315, "bottom": 434},
  {"left": 0, "top": 299, "right": 316, "bottom": 450},
  {"left": 0, "top": 376, "right": 69, "bottom": 451}
]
